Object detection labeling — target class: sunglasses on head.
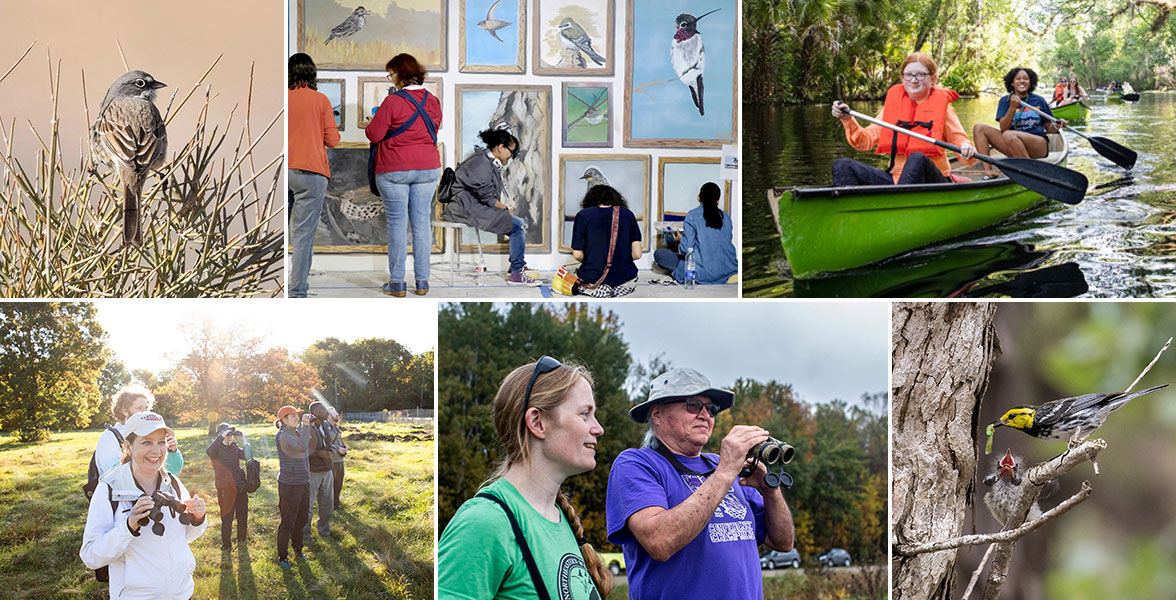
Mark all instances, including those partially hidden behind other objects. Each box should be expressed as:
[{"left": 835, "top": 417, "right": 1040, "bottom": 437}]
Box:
[
  {"left": 523, "top": 355, "right": 562, "bottom": 411},
  {"left": 672, "top": 397, "right": 720, "bottom": 417}
]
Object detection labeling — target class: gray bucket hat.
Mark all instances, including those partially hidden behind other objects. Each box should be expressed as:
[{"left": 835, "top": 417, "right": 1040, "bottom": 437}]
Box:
[{"left": 629, "top": 368, "right": 734, "bottom": 423}]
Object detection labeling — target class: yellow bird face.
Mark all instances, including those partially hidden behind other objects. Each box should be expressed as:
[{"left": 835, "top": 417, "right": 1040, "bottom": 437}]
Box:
[{"left": 995, "top": 407, "right": 1035, "bottom": 430}]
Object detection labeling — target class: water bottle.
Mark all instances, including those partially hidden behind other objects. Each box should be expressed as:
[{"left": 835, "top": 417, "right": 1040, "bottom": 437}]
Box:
[{"left": 684, "top": 248, "right": 697, "bottom": 290}]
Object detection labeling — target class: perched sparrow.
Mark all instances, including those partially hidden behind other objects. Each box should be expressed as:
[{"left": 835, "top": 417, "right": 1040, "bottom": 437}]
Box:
[
  {"left": 991, "top": 384, "right": 1168, "bottom": 445},
  {"left": 325, "top": 6, "right": 372, "bottom": 45},
  {"left": 983, "top": 450, "right": 1044, "bottom": 526},
  {"left": 558, "top": 18, "right": 605, "bottom": 66},
  {"left": 90, "top": 70, "right": 168, "bottom": 246}
]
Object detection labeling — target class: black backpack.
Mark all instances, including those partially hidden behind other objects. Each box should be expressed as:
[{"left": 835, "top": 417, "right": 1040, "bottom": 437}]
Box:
[
  {"left": 368, "top": 89, "right": 438, "bottom": 196},
  {"left": 83, "top": 424, "right": 125, "bottom": 500},
  {"left": 245, "top": 457, "right": 261, "bottom": 494}
]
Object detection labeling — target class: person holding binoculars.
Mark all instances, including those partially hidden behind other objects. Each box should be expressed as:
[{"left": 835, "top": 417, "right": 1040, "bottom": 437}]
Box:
[
  {"left": 274, "top": 405, "right": 314, "bottom": 568},
  {"left": 206, "top": 423, "right": 249, "bottom": 551},
  {"left": 605, "top": 368, "right": 795, "bottom": 600},
  {"left": 81, "top": 412, "right": 207, "bottom": 599}
]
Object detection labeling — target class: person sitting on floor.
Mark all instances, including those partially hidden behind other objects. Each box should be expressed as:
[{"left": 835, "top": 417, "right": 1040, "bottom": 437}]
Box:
[{"left": 571, "top": 184, "right": 642, "bottom": 298}]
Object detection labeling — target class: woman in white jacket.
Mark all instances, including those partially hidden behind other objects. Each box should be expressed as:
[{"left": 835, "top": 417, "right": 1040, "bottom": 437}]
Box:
[{"left": 81, "top": 411, "right": 207, "bottom": 599}]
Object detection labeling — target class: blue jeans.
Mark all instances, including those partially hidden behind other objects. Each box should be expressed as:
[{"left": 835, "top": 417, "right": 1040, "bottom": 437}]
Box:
[
  {"left": 288, "top": 169, "right": 328, "bottom": 298},
  {"left": 375, "top": 168, "right": 441, "bottom": 283},
  {"left": 508, "top": 215, "right": 527, "bottom": 273}
]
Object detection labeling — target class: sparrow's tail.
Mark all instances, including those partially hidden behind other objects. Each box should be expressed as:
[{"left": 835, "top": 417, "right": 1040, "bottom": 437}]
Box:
[
  {"left": 325, "top": 33, "right": 335, "bottom": 45},
  {"left": 121, "top": 168, "right": 144, "bottom": 246}
]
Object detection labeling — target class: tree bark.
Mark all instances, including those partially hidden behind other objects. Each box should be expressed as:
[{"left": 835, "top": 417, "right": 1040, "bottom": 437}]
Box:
[{"left": 892, "top": 302, "right": 1000, "bottom": 599}]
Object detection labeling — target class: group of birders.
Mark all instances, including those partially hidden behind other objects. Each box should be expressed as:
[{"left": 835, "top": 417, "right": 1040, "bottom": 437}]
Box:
[
  {"left": 830, "top": 52, "right": 1068, "bottom": 187},
  {"left": 80, "top": 386, "right": 349, "bottom": 598}
]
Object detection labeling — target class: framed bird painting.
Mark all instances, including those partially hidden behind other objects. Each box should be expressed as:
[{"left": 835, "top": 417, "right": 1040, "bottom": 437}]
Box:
[
  {"left": 624, "top": 0, "right": 738, "bottom": 148},
  {"left": 459, "top": 0, "right": 526, "bottom": 73},
  {"left": 312, "top": 142, "right": 444, "bottom": 254},
  {"left": 317, "top": 78, "right": 345, "bottom": 131},
  {"left": 656, "top": 156, "right": 731, "bottom": 225},
  {"left": 454, "top": 84, "right": 551, "bottom": 254},
  {"left": 297, "top": 0, "right": 448, "bottom": 71},
  {"left": 558, "top": 154, "right": 650, "bottom": 253},
  {"left": 357, "top": 77, "right": 444, "bottom": 129},
  {"left": 562, "top": 82, "right": 612, "bottom": 148},
  {"left": 533, "top": 0, "right": 614, "bottom": 76}
]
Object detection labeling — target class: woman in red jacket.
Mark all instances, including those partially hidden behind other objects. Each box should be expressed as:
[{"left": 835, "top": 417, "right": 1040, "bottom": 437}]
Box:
[{"left": 366, "top": 54, "right": 443, "bottom": 297}]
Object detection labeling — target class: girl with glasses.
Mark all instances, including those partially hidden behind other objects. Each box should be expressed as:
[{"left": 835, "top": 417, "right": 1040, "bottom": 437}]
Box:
[
  {"left": 441, "top": 127, "right": 541, "bottom": 286},
  {"left": 829, "top": 52, "right": 977, "bottom": 187},
  {"left": 438, "top": 358, "right": 613, "bottom": 599}
]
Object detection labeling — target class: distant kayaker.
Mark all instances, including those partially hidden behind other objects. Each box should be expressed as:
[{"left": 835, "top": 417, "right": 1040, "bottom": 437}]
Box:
[
  {"left": 1051, "top": 77, "right": 1068, "bottom": 106},
  {"left": 1054, "top": 75, "right": 1088, "bottom": 107},
  {"left": 973, "top": 67, "right": 1066, "bottom": 174},
  {"left": 829, "top": 52, "right": 976, "bottom": 186}
]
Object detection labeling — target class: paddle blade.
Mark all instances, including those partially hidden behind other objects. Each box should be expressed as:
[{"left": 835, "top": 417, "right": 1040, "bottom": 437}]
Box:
[
  {"left": 994, "top": 157, "right": 1089, "bottom": 205},
  {"left": 1089, "top": 135, "right": 1138, "bottom": 170},
  {"left": 1121, "top": 93, "right": 1140, "bottom": 101}
]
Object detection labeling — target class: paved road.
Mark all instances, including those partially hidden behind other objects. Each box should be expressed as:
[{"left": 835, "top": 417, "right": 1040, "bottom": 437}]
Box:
[{"left": 612, "top": 564, "right": 881, "bottom": 585}]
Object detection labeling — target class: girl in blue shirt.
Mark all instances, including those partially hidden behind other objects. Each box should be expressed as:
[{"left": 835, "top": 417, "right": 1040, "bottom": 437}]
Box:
[
  {"left": 653, "top": 182, "right": 738, "bottom": 285},
  {"left": 972, "top": 68, "right": 1066, "bottom": 175}
]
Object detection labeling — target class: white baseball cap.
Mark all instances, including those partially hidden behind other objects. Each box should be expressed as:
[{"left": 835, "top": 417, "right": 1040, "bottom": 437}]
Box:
[
  {"left": 629, "top": 368, "right": 734, "bottom": 423},
  {"left": 123, "top": 411, "right": 175, "bottom": 438}
]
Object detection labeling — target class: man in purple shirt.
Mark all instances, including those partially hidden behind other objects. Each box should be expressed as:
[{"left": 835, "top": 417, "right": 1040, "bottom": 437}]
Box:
[{"left": 605, "top": 368, "right": 795, "bottom": 599}]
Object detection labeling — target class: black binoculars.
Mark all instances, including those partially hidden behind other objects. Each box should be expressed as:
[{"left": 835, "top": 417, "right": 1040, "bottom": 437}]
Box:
[
  {"left": 741, "top": 436, "right": 795, "bottom": 490},
  {"left": 137, "top": 490, "right": 195, "bottom": 536}
]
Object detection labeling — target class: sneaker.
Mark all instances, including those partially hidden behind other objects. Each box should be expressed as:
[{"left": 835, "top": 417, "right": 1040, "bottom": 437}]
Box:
[
  {"left": 278, "top": 558, "right": 292, "bottom": 569},
  {"left": 295, "top": 552, "right": 307, "bottom": 562},
  {"left": 507, "top": 270, "right": 541, "bottom": 286}
]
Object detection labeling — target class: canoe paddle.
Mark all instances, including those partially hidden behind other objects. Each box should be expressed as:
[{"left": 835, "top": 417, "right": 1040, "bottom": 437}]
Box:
[
  {"left": 839, "top": 107, "right": 1088, "bottom": 205},
  {"left": 1020, "top": 103, "right": 1137, "bottom": 169}
]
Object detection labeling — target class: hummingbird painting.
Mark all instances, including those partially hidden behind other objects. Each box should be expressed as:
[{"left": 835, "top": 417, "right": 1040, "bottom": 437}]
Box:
[{"left": 671, "top": 9, "right": 720, "bottom": 116}]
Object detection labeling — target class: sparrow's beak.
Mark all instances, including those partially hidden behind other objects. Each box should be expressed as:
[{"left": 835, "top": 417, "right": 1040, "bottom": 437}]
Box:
[{"left": 152, "top": 81, "right": 168, "bottom": 89}]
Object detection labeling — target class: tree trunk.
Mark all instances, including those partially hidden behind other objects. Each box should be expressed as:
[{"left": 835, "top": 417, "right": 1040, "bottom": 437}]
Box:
[{"left": 892, "top": 302, "right": 1000, "bottom": 599}]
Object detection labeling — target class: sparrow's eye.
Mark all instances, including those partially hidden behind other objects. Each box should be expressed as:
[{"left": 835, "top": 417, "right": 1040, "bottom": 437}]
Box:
[{"left": 135, "top": 79, "right": 146, "bottom": 88}]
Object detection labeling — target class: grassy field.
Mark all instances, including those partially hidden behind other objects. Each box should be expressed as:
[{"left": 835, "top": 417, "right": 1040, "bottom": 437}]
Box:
[{"left": 0, "top": 422, "right": 434, "bottom": 600}]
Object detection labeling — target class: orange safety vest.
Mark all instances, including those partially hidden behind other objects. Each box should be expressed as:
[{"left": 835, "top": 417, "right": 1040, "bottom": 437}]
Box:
[
  {"left": 1052, "top": 84, "right": 1066, "bottom": 104},
  {"left": 875, "top": 84, "right": 959, "bottom": 172}
]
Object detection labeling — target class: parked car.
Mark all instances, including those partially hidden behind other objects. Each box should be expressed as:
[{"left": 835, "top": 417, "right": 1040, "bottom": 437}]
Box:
[
  {"left": 817, "top": 548, "right": 852, "bottom": 567},
  {"left": 599, "top": 552, "right": 625, "bottom": 575},
  {"left": 760, "top": 548, "right": 801, "bottom": 569}
]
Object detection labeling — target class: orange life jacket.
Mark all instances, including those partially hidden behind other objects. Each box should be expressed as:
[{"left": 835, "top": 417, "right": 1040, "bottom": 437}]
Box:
[
  {"left": 875, "top": 84, "right": 959, "bottom": 172},
  {"left": 1052, "top": 84, "right": 1066, "bottom": 104}
]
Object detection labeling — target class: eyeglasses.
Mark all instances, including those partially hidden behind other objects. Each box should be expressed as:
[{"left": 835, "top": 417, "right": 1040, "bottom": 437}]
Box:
[
  {"left": 508, "top": 144, "right": 520, "bottom": 159},
  {"left": 523, "top": 355, "right": 562, "bottom": 411},
  {"left": 902, "top": 72, "right": 930, "bottom": 82},
  {"left": 673, "top": 397, "right": 720, "bottom": 417}
]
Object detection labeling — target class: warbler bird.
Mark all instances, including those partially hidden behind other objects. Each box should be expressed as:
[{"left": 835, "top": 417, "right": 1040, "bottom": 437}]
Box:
[
  {"left": 671, "top": 9, "right": 720, "bottom": 116},
  {"left": 579, "top": 167, "right": 610, "bottom": 190},
  {"left": 983, "top": 450, "right": 1046, "bottom": 525},
  {"left": 991, "top": 383, "right": 1168, "bottom": 444},
  {"left": 477, "top": 0, "right": 512, "bottom": 42},
  {"left": 325, "top": 6, "right": 372, "bottom": 45},
  {"left": 558, "top": 18, "right": 605, "bottom": 66}
]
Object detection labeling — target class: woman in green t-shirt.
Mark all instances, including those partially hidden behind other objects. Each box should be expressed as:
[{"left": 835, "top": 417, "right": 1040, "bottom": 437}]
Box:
[{"left": 439, "top": 357, "right": 613, "bottom": 600}]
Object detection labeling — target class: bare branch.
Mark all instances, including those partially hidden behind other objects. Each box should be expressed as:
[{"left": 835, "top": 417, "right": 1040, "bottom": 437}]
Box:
[
  {"left": 0, "top": 40, "right": 36, "bottom": 87},
  {"left": 895, "top": 481, "right": 1093, "bottom": 556},
  {"left": 1124, "top": 337, "right": 1171, "bottom": 393}
]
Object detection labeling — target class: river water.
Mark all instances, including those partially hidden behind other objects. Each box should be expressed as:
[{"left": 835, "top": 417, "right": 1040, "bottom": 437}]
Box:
[{"left": 743, "top": 92, "right": 1176, "bottom": 297}]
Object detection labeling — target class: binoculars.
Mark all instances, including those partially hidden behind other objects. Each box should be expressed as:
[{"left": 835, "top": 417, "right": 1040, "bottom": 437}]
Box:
[
  {"left": 137, "top": 490, "right": 195, "bottom": 536},
  {"left": 747, "top": 437, "right": 795, "bottom": 466},
  {"left": 741, "top": 436, "right": 795, "bottom": 490}
]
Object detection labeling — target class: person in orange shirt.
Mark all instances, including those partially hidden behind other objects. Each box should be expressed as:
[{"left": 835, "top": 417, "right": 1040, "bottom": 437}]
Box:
[
  {"left": 829, "top": 52, "right": 975, "bottom": 187},
  {"left": 287, "top": 53, "right": 341, "bottom": 298}
]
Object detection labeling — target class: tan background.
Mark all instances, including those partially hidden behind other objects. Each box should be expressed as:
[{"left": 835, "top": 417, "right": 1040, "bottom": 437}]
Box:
[{"left": 0, "top": 0, "right": 284, "bottom": 170}]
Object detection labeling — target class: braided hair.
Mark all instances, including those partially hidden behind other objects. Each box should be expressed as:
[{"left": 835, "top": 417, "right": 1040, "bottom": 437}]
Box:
[{"left": 556, "top": 490, "right": 615, "bottom": 598}]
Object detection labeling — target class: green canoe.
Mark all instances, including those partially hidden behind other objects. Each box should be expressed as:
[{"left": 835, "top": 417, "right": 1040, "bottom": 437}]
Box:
[
  {"left": 1050, "top": 101, "right": 1088, "bottom": 123},
  {"left": 769, "top": 134, "right": 1070, "bottom": 279}
]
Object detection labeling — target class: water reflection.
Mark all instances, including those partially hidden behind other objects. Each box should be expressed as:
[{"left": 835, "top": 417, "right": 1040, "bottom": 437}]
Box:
[{"left": 744, "top": 92, "right": 1176, "bottom": 297}]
